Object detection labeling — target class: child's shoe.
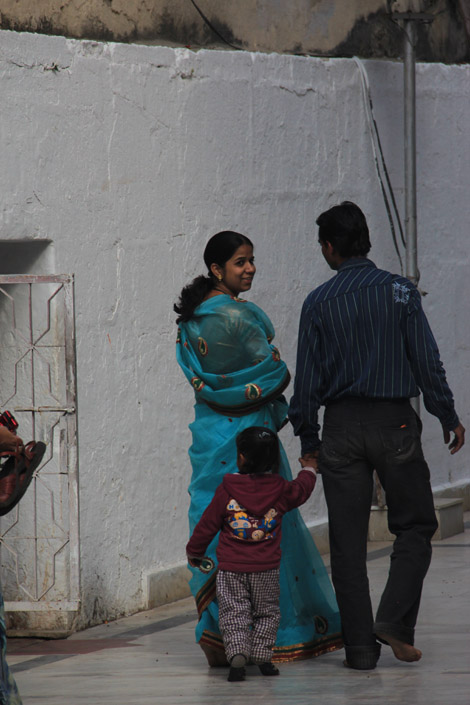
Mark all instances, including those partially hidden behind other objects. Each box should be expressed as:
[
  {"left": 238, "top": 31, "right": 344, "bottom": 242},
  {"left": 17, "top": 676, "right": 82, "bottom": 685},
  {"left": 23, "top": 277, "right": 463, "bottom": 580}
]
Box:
[
  {"left": 227, "top": 654, "right": 246, "bottom": 682},
  {"left": 258, "top": 662, "right": 280, "bottom": 676}
]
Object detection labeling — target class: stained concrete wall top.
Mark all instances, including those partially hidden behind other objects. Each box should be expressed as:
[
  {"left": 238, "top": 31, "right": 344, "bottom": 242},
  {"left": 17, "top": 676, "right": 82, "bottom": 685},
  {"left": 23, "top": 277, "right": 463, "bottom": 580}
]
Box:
[
  {"left": 0, "top": 29, "right": 468, "bottom": 625},
  {"left": 0, "top": 0, "right": 469, "bottom": 62}
]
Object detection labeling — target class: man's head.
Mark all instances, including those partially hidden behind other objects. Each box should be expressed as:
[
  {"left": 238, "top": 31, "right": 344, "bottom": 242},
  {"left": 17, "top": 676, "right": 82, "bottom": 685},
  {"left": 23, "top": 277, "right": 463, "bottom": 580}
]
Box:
[{"left": 316, "top": 201, "right": 371, "bottom": 269}]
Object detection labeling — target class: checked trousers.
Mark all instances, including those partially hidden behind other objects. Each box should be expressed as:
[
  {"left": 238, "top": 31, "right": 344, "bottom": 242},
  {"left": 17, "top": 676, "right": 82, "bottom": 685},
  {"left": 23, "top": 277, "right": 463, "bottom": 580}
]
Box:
[{"left": 216, "top": 568, "right": 280, "bottom": 664}]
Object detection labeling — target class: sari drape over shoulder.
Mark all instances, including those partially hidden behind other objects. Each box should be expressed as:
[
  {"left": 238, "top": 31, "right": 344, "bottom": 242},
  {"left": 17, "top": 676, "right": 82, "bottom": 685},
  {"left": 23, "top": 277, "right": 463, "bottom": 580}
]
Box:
[{"left": 177, "top": 295, "right": 342, "bottom": 661}]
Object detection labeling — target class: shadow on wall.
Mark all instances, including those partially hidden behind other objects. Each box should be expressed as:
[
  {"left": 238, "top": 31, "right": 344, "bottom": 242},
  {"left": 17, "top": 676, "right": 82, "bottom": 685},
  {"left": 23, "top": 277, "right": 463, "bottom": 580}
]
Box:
[{"left": 0, "top": 240, "right": 52, "bottom": 275}]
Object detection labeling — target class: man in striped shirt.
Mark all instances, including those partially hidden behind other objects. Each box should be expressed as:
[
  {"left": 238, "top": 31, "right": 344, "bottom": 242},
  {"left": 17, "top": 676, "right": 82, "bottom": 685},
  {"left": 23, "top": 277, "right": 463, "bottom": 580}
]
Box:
[{"left": 288, "top": 201, "right": 465, "bottom": 671}]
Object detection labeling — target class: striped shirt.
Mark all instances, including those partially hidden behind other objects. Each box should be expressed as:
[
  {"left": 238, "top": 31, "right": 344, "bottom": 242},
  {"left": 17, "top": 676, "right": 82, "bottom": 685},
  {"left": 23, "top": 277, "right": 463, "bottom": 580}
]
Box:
[{"left": 288, "top": 258, "right": 459, "bottom": 454}]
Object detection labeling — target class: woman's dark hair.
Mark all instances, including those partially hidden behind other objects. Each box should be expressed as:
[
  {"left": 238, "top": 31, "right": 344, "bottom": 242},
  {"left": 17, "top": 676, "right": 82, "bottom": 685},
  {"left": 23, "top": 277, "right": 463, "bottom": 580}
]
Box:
[
  {"left": 174, "top": 230, "right": 253, "bottom": 323},
  {"left": 316, "top": 201, "right": 371, "bottom": 258},
  {"left": 236, "top": 426, "right": 280, "bottom": 475}
]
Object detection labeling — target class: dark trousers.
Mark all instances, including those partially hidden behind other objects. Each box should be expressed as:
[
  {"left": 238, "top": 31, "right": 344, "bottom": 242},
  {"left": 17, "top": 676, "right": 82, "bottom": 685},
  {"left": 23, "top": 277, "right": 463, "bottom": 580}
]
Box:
[{"left": 319, "top": 398, "right": 438, "bottom": 661}]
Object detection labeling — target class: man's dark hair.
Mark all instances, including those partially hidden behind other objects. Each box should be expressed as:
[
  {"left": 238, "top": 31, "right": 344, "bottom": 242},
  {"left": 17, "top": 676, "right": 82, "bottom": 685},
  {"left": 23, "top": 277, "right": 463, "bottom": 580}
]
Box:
[
  {"left": 316, "top": 201, "right": 371, "bottom": 258},
  {"left": 236, "top": 426, "right": 280, "bottom": 475}
]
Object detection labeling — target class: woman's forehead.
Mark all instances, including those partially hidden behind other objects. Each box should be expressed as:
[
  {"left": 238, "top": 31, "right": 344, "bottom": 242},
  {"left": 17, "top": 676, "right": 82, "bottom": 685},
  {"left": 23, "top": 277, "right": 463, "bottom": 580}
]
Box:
[{"left": 229, "top": 244, "right": 253, "bottom": 259}]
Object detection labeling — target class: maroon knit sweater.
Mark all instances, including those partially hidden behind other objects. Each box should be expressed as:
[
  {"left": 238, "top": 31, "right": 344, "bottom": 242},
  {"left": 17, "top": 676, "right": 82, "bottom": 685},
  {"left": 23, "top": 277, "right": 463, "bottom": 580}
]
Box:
[{"left": 186, "top": 468, "right": 316, "bottom": 572}]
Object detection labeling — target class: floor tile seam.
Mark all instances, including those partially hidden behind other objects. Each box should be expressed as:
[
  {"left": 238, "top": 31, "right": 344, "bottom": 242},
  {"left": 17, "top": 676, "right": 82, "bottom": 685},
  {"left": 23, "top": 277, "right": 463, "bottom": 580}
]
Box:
[
  {"left": 65, "top": 610, "right": 197, "bottom": 644},
  {"left": 10, "top": 532, "right": 468, "bottom": 674},
  {"left": 11, "top": 654, "right": 72, "bottom": 674},
  {"left": 430, "top": 541, "right": 470, "bottom": 551},
  {"left": 100, "top": 611, "right": 196, "bottom": 642},
  {"left": 8, "top": 613, "right": 197, "bottom": 673}
]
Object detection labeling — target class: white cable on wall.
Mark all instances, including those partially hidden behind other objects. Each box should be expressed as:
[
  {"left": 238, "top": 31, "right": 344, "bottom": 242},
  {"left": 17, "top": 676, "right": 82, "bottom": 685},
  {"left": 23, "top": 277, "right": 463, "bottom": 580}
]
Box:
[{"left": 354, "top": 56, "right": 405, "bottom": 274}]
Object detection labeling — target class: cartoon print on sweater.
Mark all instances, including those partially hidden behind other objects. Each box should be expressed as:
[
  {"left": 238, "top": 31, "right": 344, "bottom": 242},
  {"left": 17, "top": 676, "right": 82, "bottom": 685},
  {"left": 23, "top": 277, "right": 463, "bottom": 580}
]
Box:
[
  {"left": 228, "top": 511, "right": 252, "bottom": 539},
  {"left": 226, "top": 499, "right": 278, "bottom": 541},
  {"left": 259, "top": 507, "right": 278, "bottom": 534},
  {"left": 227, "top": 499, "right": 243, "bottom": 512},
  {"left": 251, "top": 529, "right": 265, "bottom": 541}
]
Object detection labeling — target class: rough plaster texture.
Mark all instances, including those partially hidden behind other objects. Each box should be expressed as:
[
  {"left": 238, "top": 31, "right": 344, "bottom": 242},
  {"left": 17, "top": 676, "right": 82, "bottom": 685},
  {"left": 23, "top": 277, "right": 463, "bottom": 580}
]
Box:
[{"left": 0, "top": 30, "right": 468, "bottom": 627}]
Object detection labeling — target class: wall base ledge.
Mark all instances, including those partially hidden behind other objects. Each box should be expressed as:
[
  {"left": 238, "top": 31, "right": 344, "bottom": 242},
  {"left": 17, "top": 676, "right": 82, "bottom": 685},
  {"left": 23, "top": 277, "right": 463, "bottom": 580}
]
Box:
[
  {"left": 144, "top": 481, "right": 469, "bottom": 610},
  {"left": 143, "top": 521, "right": 330, "bottom": 610}
]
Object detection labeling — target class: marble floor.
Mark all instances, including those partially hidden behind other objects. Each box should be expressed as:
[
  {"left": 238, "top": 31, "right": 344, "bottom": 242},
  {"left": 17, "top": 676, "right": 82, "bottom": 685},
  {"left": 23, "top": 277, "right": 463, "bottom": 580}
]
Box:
[{"left": 9, "top": 515, "right": 470, "bottom": 705}]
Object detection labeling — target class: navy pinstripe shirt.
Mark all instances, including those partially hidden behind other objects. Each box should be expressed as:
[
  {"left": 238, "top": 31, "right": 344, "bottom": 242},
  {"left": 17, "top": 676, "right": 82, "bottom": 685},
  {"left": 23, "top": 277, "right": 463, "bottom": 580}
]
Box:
[{"left": 288, "top": 258, "right": 459, "bottom": 454}]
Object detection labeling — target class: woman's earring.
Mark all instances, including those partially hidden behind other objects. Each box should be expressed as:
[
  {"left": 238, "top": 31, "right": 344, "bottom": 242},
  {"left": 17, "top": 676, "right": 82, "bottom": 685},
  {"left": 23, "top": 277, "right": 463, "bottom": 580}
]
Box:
[{"left": 217, "top": 275, "right": 223, "bottom": 281}]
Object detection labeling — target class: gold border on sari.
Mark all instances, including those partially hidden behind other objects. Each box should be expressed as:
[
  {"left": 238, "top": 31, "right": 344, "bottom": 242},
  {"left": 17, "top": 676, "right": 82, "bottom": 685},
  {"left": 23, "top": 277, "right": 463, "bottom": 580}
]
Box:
[
  {"left": 195, "top": 572, "right": 217, "bottom": 620},
  {"left": 198, "top": 629, "right": 343, "bottom": 663}
]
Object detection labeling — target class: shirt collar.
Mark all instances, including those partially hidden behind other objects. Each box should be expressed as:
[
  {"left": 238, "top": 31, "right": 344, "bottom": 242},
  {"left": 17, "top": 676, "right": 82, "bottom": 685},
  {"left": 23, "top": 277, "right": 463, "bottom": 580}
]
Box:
[{"left": 337, "top": 257, "right": 376, "bottom": 273}]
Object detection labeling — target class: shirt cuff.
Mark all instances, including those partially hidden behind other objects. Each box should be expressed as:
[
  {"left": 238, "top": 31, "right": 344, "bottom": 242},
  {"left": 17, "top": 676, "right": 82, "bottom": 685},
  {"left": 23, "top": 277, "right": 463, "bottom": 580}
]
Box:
[
  {"left": 300, "top": 437, "right": 321, "bottom": 456},
  {"left": 440, "top": 411, "right": 460, "bottom": 432},
  {"left": 301, "top": 466, "right": 317, "bottom": 475}
]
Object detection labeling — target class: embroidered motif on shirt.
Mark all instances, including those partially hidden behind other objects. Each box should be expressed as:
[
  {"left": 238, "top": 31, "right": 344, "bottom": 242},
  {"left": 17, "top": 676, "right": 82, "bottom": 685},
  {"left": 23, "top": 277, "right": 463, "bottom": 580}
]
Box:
[{"left": 393, "top": 281, "right": 410, "bottom": 304}]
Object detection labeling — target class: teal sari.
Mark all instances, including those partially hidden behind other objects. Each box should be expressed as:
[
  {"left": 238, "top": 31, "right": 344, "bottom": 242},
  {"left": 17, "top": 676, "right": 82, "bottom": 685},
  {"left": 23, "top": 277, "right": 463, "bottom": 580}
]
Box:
[{"left": 177, "top": 294, "right": 342, "bottom": 661}]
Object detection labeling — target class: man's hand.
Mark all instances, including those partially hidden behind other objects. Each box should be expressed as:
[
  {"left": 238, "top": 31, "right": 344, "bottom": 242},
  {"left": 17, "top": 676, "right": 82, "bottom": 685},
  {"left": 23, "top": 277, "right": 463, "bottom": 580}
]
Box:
[
  {"left": 299, "top": 452, "right": 319, "bottom": 471},
  {"left": 442, "top": 423, "right": 465, "bottom": 454},
  {"left": 0, "top": 426, "right": 23, "bottom": 453}
]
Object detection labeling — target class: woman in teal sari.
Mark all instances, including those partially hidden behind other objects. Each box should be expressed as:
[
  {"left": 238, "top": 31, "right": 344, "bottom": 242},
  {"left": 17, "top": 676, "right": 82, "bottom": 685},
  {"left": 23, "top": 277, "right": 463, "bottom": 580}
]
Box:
[{"left": 175, "top": 231, "right": 342, "bottom": 666}]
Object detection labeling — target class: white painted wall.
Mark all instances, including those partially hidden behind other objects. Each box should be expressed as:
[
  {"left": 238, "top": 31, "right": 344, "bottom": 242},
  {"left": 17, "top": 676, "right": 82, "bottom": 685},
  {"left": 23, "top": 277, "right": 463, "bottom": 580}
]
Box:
[{"left": 0, "top": 30, "right": 468, "bottom": 626}]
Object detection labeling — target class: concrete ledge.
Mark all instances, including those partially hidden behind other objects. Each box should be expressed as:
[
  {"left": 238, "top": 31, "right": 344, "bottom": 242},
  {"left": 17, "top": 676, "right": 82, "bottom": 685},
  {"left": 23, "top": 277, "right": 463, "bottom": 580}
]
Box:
[
  {"left": 433, "top": 497, "right": 465, "bottom": 539},
  {"left": 145, "top": 565, "right": 192, "bottom": 610},
  {"left": 368, "top": 506, "right": 394, "bottom": 542},
  {"left": 308, "top": 520, "right": 330, "bottom": 556},
  {"left": 433, "top": 481, "right": 470, "bottom": 511},
  {"left": 369, "top": 496, "right": 465, "bottom": 542},
  {"left": 143, "top": 522, "right": 330, "bottom": 610},
  {"left": 6, "top": 610, "right": 78, "bottom": 639},
  {"left": 144, "top": 483, "right": 469, "bottom": 609}
]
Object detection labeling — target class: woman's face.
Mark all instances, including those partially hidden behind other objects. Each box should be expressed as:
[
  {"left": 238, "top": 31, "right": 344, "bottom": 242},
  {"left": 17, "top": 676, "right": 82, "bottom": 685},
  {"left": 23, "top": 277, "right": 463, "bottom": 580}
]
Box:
[{"left": 213, "top": 244, "right": 256, "bottom": 297}]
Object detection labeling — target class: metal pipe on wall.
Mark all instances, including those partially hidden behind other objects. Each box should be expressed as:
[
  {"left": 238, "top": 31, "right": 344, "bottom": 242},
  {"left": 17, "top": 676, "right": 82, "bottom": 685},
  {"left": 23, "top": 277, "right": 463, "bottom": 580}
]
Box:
[
  {"left": 403, "top": 18, "right": 420, "bottom": 415},
  {"left": 403, "top": 19, "right": 418, "bottom": 288}
]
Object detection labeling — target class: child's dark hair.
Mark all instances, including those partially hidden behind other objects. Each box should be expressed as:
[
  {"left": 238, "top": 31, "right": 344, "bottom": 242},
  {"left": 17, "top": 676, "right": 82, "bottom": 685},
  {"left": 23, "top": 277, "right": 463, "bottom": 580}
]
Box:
[{"left": 236, "top": 427, "right": 280, "bottom": 475}]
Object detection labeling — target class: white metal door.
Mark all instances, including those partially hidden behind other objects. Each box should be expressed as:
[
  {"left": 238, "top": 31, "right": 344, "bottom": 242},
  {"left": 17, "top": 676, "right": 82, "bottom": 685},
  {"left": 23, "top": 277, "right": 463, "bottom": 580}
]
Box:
[{"left": 0, "top": 275, "right": 79, "bottom": 636}]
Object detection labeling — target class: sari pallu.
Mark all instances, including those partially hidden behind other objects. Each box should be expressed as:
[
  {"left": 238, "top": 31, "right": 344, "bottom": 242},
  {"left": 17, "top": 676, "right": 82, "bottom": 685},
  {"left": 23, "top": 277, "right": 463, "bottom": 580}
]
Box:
[{"left": 177, "top": 295, "right": 342, "bottom": 662}]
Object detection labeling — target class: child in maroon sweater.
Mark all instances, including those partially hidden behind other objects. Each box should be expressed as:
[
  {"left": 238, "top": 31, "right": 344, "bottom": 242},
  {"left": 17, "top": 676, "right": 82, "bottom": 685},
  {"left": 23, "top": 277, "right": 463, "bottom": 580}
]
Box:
[{"left": 186, "top": 426, "right": 317, "bottom": 682}]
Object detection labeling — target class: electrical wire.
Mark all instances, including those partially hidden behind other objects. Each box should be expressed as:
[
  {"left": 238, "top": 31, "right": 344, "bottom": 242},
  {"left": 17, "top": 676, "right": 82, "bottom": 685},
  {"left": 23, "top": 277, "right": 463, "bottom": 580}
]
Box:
[
  {"left": 354, "top": 57, "right": 406, "bottom": 273},
  {"left": 183, "top": 8, "right": 406, "bottom": 274},
  {"left": 187, "top": 0, "right": 241, "bottom": 50}
]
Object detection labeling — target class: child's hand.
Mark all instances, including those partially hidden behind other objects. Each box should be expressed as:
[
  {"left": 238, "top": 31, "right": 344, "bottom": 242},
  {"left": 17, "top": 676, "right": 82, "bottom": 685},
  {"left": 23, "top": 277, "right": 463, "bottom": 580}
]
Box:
[
  {"left": 299, "top": 452, "right": 319, "bottom": 471},
  {"left": 187, "top": 556, "right": 202, "bottom": 568}
]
